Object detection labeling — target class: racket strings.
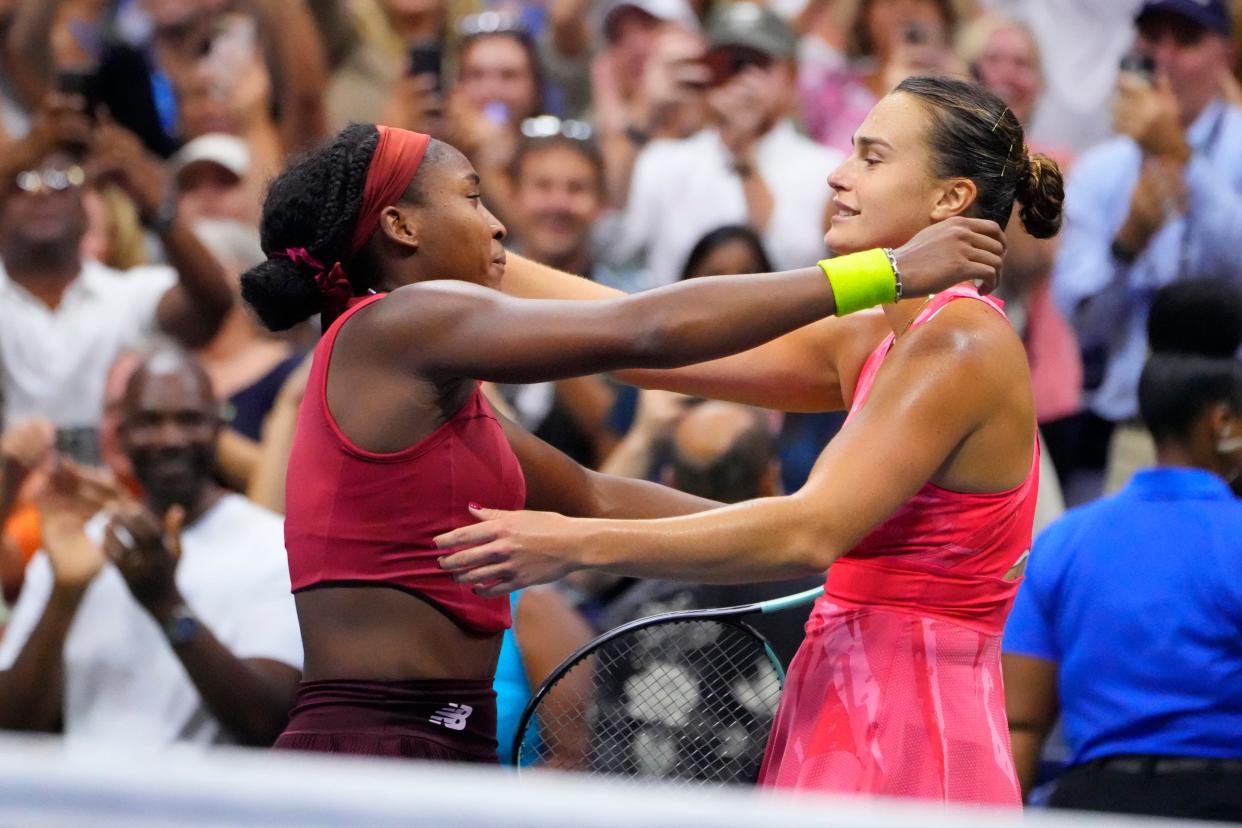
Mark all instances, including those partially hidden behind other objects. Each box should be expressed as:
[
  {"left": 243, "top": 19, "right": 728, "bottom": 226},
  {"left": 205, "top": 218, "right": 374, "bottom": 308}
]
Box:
[{"left": 517, "top": 619, "right": 783, "bottom": 785}]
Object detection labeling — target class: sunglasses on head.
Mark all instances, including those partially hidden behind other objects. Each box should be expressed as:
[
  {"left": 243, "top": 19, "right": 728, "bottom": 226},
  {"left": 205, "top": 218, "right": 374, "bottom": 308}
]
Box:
[
  {"left": 13, "top": 165, "right": 85, "bottom": 195},
  {"left": 457, "top": 11, "right": 528, "bottom": 39},
  {"left": 520, "top": 115, "right": 594, "bottom": 141},
  {"left": 705, "top": 47, "right": 774, "bottom": 87}
]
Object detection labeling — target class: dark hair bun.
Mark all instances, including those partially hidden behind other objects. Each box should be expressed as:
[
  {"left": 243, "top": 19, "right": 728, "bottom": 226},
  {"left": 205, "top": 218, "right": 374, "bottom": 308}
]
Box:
[
  {"left": 241, "top": 123, "right": 380, "bottom": 332},
  {"left": 240, "top": 257, "right": 324, "bottom": 332},
  {"left": 1016, "top": 152, "right": 1064, "bottom": 239}
]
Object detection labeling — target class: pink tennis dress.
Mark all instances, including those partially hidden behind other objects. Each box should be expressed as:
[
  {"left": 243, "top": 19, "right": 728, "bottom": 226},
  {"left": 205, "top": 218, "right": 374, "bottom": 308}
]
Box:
[{"left": 757, "top": 286, "right": 1037, "bottom": 805}]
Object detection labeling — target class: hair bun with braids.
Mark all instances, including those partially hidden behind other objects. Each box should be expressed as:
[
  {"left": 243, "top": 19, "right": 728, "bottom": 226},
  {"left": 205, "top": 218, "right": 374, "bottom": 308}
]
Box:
[
  {"left": 240, "top": 123, "right": 381, "bottom": 332},
  {"left": 1015, "top": 150, "right": 1064, "bottom": 239}
]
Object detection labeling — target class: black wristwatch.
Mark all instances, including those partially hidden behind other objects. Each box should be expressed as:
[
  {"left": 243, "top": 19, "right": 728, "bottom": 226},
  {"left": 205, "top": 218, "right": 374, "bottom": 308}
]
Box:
[
  {"left": 1110, "top": 237, "right": 1138, "bottom": 265},
  {"left": 144, "top": 191, "right": 179, "bottom": 237},
  {"left": 732, "top": 160, "right": 756, "bottom": 179},
  {"left": 624, "top": 124, "right": 651, "bottom": 147},
  {"left": 161, "top": 604, "right": 201, "bottom": 647}
]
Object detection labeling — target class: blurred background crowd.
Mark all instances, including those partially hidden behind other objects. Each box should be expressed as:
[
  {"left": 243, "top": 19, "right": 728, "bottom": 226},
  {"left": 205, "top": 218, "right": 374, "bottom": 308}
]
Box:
[{"left": 0, "top": 0, "right": 1240, "bottom": 819}]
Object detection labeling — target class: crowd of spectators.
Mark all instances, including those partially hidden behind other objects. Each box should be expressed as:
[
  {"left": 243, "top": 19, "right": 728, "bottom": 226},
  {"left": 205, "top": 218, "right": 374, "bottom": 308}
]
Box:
[{"left": 0, "top": 0, "right": 1239, "bottom": 819}]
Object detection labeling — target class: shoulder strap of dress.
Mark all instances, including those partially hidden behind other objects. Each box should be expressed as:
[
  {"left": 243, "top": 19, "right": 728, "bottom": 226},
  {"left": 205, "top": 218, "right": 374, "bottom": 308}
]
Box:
[
  {"left": 321, "top": 292, "right": 387, "bottom": 342},
  {"left": 908, "top": 284, "right": 1006, "bottom": 334}
]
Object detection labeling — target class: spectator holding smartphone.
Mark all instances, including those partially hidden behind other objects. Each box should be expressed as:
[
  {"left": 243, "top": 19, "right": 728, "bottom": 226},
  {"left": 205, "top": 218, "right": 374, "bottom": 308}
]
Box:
[
  {"left": 326, "top": 0, "right": 448, "bottom": 131},
  {"left": 443, "top": 14, "right": 548, "bottom": 230},
  {"left": 1051, "top": 0, "right": 1242, "bottom": 497},
  {"left": 615, "top": 3, "right": 841, "bottom": 286},
  {"left": 0, "top": 347, "right": 302, "bottom": 748},
  {"left": 0, "top": 94, "right": 232, "bottom": 464},
  {"left": 4, "top": 0, "right": 326, "bottom": 160}
]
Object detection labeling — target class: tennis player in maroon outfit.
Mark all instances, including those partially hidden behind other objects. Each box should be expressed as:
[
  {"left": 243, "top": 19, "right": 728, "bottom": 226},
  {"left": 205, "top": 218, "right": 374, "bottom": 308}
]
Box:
[{"left": 240, "top": 123, "right": 1006, "bottom": 761}]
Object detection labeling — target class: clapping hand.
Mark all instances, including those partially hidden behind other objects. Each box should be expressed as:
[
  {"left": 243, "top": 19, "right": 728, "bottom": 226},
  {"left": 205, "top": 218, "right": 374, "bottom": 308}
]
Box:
[
  {"left": 1, "top": 419, "right": 55, "bottom": 487},
  {"left": 103, "top": 502, "right": 187, "bottom": 617},
  {"left": 382, "top": 73, "right": 444, "bottom": 137},
  {"left": 36, "top": 461, "right": 123, "bottom": 593}
]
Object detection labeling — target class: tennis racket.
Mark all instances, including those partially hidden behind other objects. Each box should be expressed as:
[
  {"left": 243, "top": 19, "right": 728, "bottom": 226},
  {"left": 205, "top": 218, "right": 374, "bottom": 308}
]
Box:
[{"left": 512, "top": 585, "right": 824, "bottom": 785}]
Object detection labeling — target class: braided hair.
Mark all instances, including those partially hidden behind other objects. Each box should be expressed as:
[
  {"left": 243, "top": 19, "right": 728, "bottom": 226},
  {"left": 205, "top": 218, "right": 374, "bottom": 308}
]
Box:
[{"left": 241, "top": 123, "right": 381, "bottom": 331}]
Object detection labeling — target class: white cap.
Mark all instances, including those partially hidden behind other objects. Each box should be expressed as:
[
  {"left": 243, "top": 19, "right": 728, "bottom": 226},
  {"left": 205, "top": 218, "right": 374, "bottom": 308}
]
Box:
[
  {"left": 598, "top": 0, "right": 700, "bottom": 41},
  {"left": 171, "top": 134, "right": 250, "bottom": 182}
]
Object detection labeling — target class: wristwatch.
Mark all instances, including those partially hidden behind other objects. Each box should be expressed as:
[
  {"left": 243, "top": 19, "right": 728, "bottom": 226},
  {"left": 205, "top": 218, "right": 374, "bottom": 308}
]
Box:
[
  {"left": 161, "top": 604, "right": 201, "bottom": 647},
  {"left": 144, "top": 190, "right": 179, "bottom": 237},
  {"left": 624, "top": 124, "right": 650, "bottom": 147},
  {"left": 1110, "top": 237, "right": 1138, "bottom": 265}
]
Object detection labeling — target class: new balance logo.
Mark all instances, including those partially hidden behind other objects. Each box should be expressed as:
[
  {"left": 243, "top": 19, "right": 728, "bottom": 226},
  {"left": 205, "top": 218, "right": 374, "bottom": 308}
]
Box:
[{"left": 430, "top": 703, "right": 473, "bottom": 731}]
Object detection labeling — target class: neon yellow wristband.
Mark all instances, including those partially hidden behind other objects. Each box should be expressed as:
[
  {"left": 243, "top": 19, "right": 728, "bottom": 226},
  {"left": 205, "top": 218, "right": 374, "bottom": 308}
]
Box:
[{"left": 817, "top": 248, "right": 897, "bottom": 316}]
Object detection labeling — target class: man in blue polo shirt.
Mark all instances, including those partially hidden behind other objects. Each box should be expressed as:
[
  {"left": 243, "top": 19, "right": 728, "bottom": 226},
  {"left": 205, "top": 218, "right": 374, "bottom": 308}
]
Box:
[
  {"left": 1003, "top": 282, "right": 1242, "bottom": 820},
  {"left": 1052, "top": 0, "right": 1242, "bottom": 497}
]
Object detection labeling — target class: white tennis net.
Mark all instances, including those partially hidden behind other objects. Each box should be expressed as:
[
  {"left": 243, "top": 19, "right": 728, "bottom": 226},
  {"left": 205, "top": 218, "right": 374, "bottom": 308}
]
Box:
[{"left": 0, "top": 734, "right": 1224, "bottom": 828}]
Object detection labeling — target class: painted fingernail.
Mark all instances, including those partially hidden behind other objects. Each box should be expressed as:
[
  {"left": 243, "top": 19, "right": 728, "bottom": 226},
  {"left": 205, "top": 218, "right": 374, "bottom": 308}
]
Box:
[{"left": 468, "top": 501, "right": 482, "bottom": 510}]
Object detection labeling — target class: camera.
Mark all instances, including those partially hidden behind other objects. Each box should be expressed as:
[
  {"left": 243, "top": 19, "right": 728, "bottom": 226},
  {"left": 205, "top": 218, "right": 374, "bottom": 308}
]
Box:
[
  {"left": 1119, "top": 50, "right": 1156, "bottom": 85},
  {"left": 408, "top": 43, "right": 443, "bottom": 89}
]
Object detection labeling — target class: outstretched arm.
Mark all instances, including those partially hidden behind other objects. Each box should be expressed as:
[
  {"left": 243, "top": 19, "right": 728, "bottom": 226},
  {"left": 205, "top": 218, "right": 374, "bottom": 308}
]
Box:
[
  {"left": 499, "top": 217, "right": 1005, "bottom": 410},
  {"left": 438, "top": 303, "right": 1018, "bottom": 591},
  {"left": 384, "top": 266, "right": 845, "bottom": 385},
  {"left": 496, "top": 409, "right": 719, "bottom": 520}
]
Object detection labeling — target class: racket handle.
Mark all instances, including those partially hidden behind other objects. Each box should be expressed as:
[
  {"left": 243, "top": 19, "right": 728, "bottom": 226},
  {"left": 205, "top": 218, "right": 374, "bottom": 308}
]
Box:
[{"left": 758, "top": 586, "right": 824, "bottom": 614}]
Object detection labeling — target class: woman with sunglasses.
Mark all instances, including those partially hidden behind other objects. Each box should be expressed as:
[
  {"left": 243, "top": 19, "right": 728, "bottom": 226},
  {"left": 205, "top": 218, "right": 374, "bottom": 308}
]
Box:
[
  {"left": 438, "top": 75, "right": 1063, "bottom": 803},
  {"left": 239, "top": 122, "right": 1002, "bottom": 763}
]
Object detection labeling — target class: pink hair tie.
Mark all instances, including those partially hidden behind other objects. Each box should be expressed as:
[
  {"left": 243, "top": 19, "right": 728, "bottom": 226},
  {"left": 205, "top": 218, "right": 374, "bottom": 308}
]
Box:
[{"left": 277, "top": 247, "right": 352, "bottom": 317}]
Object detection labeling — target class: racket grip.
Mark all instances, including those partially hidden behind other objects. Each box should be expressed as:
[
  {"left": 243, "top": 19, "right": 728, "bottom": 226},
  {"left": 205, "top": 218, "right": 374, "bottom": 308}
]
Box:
[{"left": 759, "top": 586, "right": 824, "bottom": 614}]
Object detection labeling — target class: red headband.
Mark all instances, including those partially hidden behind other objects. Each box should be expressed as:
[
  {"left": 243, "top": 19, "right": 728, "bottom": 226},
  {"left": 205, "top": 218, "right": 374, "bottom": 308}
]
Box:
[
  {"left": 350, "top": 126, "right": 432, "bottom": 254},
  {"left": 275, "top": 126, "right": 431, "bottom": 320}
]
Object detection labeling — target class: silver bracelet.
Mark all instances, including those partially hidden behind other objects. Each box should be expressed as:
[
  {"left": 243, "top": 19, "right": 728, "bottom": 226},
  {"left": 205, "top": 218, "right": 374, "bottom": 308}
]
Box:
[{"left": 882, "top": 248, "right": 902, "bottom": 302}]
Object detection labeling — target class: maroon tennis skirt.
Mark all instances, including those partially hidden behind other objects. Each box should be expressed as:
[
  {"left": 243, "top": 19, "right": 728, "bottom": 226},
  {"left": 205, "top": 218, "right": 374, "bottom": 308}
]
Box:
[{"left": 274, "top": 678, "right": 499, "bottom": 763}]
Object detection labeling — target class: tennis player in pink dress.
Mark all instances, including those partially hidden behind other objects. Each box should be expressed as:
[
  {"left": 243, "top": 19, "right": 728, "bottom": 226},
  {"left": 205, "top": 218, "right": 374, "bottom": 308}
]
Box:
[
  {"left": 438, "top": 75, "right": 1061, "bottom": 805},
  {"left": 757, "top": 285, "right": 1036, "bottom": 802}
]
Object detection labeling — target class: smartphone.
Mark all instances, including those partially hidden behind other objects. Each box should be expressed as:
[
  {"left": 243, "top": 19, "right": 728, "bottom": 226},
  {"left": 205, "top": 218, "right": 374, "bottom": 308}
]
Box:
[
  {"left": 55, "top": 426, "right": 101, "bottom": 467},
  {"left": 1119, "top": 50, "right": 1156, "bottom": 85},
  {"left": 408, "top": 43, "right": 443, "bottom": 88},
  {"left": 55, "top": 70, "right": 100, "bottom": 119}
]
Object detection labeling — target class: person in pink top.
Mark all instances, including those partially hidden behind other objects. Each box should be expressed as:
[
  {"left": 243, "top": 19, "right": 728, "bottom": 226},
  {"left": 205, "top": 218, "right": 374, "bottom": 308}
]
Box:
[{"left": 439, "top": 75, "right": 1065, "bottom": 805}]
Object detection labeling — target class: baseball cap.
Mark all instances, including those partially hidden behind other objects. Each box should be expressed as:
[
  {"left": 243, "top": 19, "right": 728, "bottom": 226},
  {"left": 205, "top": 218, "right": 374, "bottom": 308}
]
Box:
[
  {"left": 705, "top": 2, "right": 797, "bottom": 60},
  {"left": 171, "top": 133, "right": 250, "bottom": 183},
  {"left": 1135, "top": 0, "right": 1232, "bottom": 36},
  {"left": 598, "top": 0, "right": 700, "bottom": 42}
]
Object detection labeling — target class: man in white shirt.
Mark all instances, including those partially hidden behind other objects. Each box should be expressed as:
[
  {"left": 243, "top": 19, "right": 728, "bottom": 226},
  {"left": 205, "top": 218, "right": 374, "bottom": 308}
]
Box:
[
  {"left": 615, "top": 2, "right": 843, "bottom": 285},
  {"left": 0, "top": 348, "right": 301, "bottom": 747},
  {"left": 0, "top": 97, "right": 233, "bottom": 463}
]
